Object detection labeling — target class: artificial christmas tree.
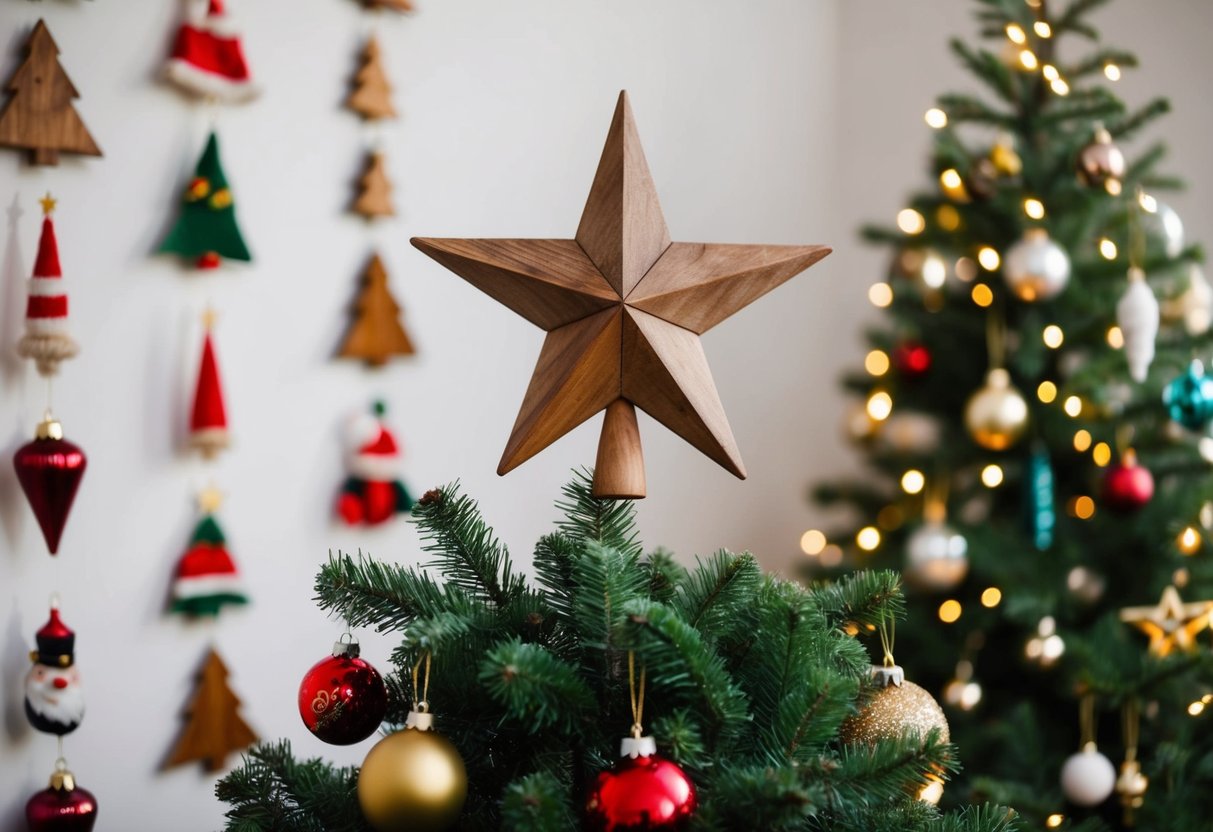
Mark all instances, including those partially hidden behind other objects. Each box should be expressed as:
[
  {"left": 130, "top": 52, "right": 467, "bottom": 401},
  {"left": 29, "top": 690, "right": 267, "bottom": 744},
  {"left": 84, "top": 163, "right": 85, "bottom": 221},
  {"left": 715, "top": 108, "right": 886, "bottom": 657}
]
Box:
[
  {"left": 0, "top": 20, "right": 101, "bottom": 166},
  {"left": 811, "top": 1, "right": 1213, "bottom": 828},
  {"left": 165, "top": 648, "right": 257, "bottom": 773},
  {"left": 219, "top": 473, "right": 1016, "bottom": 831},
  {"left": 160, "top": 132, "right": 252, "bottom": 269},
  {"left": 337, "top": 255, "right": 415, "bottom": 366}
]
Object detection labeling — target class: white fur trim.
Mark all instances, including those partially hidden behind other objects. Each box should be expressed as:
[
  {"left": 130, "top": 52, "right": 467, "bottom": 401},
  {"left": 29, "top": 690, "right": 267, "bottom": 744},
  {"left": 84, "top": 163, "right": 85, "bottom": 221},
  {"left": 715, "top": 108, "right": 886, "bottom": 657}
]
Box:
[
  {"left": 28, "top": 277, "right": 66, "bottom": 297},
  {"left": 173, "top": 575, "right": 245, "bottom": 598},
  {"left": 24, "top": 319, "right": 70, "bottom": 335},
  {"left": 166, "top": 59, "right": 260, "bottom": 103},
  {"left": 345, "top": 413, "right": 382, "bottom": 450},
  {"left": 349, "top": 454, "right": 401, "bottom": 482},
  {"left": 198, "top": 16, "right": 243, "bottom": 38}
]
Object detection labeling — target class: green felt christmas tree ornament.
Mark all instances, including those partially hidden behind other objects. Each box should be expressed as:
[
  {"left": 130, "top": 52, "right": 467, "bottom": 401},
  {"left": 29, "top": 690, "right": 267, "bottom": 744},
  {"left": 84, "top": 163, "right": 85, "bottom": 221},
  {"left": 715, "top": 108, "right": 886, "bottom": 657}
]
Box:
[{"left": 160, "top": 131, "right": 251, "bottom": 270}]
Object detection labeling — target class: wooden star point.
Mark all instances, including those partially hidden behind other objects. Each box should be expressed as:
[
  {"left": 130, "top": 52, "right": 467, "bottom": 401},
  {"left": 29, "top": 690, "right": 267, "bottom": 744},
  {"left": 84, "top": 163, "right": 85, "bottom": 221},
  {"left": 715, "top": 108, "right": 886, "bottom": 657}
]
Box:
[
  {"left": 1120, "top": 585, "right": 1213, "bottom": 657},
  {"left": 412, "top": 91, "right": 830, "bottom": 499},
  {"left": 197, "top": 486, "right": 224, "bottom": 515}
]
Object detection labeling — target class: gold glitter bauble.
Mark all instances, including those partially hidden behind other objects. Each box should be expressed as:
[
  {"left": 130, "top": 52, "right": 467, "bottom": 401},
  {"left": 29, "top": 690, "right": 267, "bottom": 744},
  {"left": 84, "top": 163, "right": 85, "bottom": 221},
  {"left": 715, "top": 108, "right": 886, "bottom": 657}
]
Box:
[
  {"left": 358, "top": 725, "right": 467, "bottom": 832},
  {"left": 840, "top": 679, "right": 950, "bottom": 746},
  {"left": 964, "top": 368, "right": 1029, "bottom": 451}
]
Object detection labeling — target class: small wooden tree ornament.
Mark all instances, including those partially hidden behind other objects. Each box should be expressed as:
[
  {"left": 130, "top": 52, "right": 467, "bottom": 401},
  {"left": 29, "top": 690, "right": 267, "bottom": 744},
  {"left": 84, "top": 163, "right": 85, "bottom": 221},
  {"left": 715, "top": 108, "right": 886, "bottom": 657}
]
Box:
[
  {"left": 0, "top": 20, "right": 101, "bottom": 166},
  {"left": 362, "top": 0, "right": 415, "bottom": 12},
  {"left": 164, "top": 648, "right": 258, "bottom": 772},
  {"left": 352, "top": 150, "right": 394, "bottom": 219},
  {"left": 413, "top": 91, "right": 831, "bottom": 499},
  {"left": 347, "top": 35, "right": 395, "bottom": 120},
  {"left": 337, "top": 253, "right": 416, "bottom": 366}
]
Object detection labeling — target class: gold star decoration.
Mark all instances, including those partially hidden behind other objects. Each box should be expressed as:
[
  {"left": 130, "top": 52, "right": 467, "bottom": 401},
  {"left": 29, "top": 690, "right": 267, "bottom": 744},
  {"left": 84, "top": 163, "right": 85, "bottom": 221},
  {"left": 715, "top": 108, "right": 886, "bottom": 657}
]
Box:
[
  {"left": 197, "top": 485, "right": 224, "bottom": 515},
  {"left": 411, "top": 92, "right": 830, "bottom": 499},
  {"left": 1119, "top": 585, "right": 1213, "bottom": 657},
  {"left": 38, "top": 192, "right": 56, "bottom": 216}
]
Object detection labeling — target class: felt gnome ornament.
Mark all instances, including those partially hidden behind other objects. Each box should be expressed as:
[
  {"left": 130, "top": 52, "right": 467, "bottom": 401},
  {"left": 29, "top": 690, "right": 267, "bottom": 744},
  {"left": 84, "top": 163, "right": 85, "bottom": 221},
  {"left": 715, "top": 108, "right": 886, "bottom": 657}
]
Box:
[
  {"left": 166, "top": 0, "right": 259, "bottom": 103},
  {"left": 25, "top": 601, "right": 84, "bottom": 737},
  {"left": 189, "top": 311, "right": 230, "bottom": 459},
  {"left": 336, "top": 401, "right": 414, "bottom": 526},
  {"left": 17, "top": 195, "right": 78, "bottom": 376}
]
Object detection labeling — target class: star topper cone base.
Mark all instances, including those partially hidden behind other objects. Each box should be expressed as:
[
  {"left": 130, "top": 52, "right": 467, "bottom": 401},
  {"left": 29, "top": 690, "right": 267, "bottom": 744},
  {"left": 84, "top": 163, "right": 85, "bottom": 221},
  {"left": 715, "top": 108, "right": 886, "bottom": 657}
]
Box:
[{"left": 412, "top": 91, "right": 830, "bottom": 498}]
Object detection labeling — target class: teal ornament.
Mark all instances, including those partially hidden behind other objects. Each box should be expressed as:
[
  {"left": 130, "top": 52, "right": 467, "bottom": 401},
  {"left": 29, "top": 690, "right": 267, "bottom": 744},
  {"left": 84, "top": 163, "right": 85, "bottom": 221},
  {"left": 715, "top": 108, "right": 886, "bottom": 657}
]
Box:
[
  {"left": 1163, "top": 360, "right": 1213, "bottom": 430},
  {"left": 1025, "top": 446, "right": 1054, "bottom": 551}
]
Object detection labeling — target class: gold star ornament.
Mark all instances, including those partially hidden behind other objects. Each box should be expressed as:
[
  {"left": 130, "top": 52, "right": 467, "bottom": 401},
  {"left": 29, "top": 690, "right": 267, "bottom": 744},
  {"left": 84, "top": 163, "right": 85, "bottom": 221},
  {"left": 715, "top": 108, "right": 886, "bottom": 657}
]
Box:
[
  {"left": 1119, "top": 585, "right": 1213, "bottom": 657},
  {"left": 412, "top": 92, "right": 830, "bottom": 498}
]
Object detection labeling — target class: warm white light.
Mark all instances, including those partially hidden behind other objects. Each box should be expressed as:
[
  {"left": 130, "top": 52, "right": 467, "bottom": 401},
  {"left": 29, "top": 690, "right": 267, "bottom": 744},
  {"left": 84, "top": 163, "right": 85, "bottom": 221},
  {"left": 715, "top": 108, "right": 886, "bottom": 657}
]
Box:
[
  {"left": 898, "top": 208, "right": 926, "bottom": 234},
  {"left": 1050, "top": 79, "right": 1070, "bottom": 96},
  {"left": 901, "top": 469, "right": 926, "bottom": 495},
  {"left": 925, "top": 108, "right": 948, "bottom": 129},
  {"left": 1100, "top": 238, "right": 1118, "bottom": 259},
  {"left": 1042, "top": 64, "right": 1060, "bottom": 82},
  {"left": 981, "top": 587, "right": 1002, "bottom": 608},
  {"left": 940, "top": 168, "right": 964, "bottom": 190},
  {"left": 981, "top": 464, "right": 1004, "bottom": 488},
  {"left": 1024, "top": 198, "right": 1045, "bottom": 219},
  {"left": 1063, "top": 396, "right": 1082, "bottom": 417},
  {"left": 1034, "top": 21, "right": 1052, "bottom": 37},
  {"left": 1107, "top": 326, "right": 1125, "bottom": 348},
  {"left": 865, "top": 350, "right": 890, "bottom": 376},
  {"left": 1043, "top": 325, "right": 1064, "bottom": 349},
  {"left": 1073, "top": 430, "right": 1092, "bottom": 452},
  {"left": 1140, "top": 192, "right": 1159, "bottom": 213},
  {"left": 800, "top": 529, "right": 827, "bottom": 556},
  {"left": 1047, "top": 814, "right": 1065, "bottom": 828},
  {"left": 1006, "top": 23, "right": 1027, "bottom": 44},
  {"left": 972, "top": 284, "right": 994, "bottom": 308},
  {"left": 1105, "top": 63, "right": 1121, "bottom": 81},
  {"left": 867, "top": 391, "right": 893, "bottom": 421},
  {"left": 1038, "top": 381, "right": 1057, "bottom": 403},
  {"left": 869, "top": 283, "right": 893, "bottom": 308},
  {"left": 1093, "top": 443, "right": 1112, "bottom": 467},
  {"left": 857, "top": 526, "right": 882, "bottom": 551},
  {"left": 922, "top": 254, "right": 947, "bottom": 289},
  {"left": 1020, "top": 50, "right": 1039, "bottom": 70},
  {"left": 919, "top": 779, "right": 945, "bottom": 805},
  {"left": 977, "top": 246, "right": 1001, "bottom": 271},
  {"left": 938, "top": 600, "right": 962, "bottom": 623}
]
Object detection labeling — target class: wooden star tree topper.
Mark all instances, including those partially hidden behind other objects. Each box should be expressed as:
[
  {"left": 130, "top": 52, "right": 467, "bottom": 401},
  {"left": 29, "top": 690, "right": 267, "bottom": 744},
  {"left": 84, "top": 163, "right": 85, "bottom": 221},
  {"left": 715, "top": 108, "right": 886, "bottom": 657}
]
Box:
[{"left": 412, "top": 91, "right": 830, "bottom": 499}]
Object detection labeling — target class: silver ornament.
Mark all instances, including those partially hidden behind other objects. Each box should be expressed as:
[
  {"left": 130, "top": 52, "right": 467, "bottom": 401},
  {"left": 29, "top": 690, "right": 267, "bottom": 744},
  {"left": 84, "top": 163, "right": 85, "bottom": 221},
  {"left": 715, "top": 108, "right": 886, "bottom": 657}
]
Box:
[
  {"left": 1077, "top": 125, "right": 1126, "bottom": 189},
  {"left": 1003, "top": 229, "right": 1070, "bottom": 302},
  {"left": 905, "top": 521, "right": 968, "bottom": 591},
  {"left": 1143, "top": 199, "right": 1185, "bottom": 258}
]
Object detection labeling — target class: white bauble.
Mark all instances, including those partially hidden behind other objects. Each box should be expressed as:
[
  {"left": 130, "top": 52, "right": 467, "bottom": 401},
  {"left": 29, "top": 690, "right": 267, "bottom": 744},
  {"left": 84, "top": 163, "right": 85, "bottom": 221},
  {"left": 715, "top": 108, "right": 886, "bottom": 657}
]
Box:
[
  {"left": 1117, "top": 269, "right": 1160, "bottom": 383},
  {"left": 1003, "top": 229, "right": 1070, "bottom": 302},
  {"left": 1180, "top": 264, "right": 1213, "bottom": 336},
  {"left": 1060, "top": 746, "right": 1116, "bottom": 806},
  {"left": 1144, "top": 200, "right": 1185, "bottom": 258},
  {"left": 905, "top": 522, "right": 969, "bottom": 591}
]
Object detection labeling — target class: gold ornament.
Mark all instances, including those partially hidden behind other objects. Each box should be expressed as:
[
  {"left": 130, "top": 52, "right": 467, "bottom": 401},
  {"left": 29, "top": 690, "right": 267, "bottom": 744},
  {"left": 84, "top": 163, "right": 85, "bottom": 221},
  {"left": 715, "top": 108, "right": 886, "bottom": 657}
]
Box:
[
  {"left": 840, "top": 664, "right": 950, "bottom": 746},
  {"left": 1119, "top": 585, "right": 1213, "bottom": 658},
  {"left": 989, "top": 133, "right": 1022, "bottom": 177},
  {"left": 358, "top": 710, "right": 467, "bottom": 832},
  {"left": 964, "top": 368, "right": 1029, "bottom": 451},
  {"left": 1117, "top": 759, "right": 1148, "bottom": 825}
]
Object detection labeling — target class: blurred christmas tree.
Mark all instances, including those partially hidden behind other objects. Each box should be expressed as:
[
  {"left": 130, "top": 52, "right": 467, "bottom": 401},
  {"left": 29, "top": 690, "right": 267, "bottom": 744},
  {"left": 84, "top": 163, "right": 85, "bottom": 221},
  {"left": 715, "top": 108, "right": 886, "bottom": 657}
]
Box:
[
  {"left": 810, "top": 0, "right": 1213, "bottom": 829},
  {"left": 218, "top": 472, "right": 1017, "bottom": 831}
]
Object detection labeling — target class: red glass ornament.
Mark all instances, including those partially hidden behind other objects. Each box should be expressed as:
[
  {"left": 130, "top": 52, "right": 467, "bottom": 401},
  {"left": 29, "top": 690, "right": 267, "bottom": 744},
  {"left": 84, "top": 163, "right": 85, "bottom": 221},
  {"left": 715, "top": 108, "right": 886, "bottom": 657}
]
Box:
[
  {"left": 13, "top": 417, "right": 87, "bottom": 554},
  {"left": 585, "top": 746, "right": 696, "bottom": 832},
  {"left": 893, "top": 342, "right": 932, "bottom": 379},
  {"left": 298, "top": 639, "right": 388, "bottom": 745},
  {"left": 26, "top": 768, "right": 97, "bottom": 832},
  {"left": 1102, "top": 451, "right": 1154, "bottom": 513}
]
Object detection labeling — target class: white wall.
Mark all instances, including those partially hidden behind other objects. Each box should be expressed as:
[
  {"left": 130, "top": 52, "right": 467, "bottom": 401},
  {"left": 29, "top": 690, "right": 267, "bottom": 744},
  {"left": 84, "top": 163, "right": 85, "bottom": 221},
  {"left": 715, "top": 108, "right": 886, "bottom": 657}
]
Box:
[{"left": 0, "top": 1, "right": 843, "bottom": 829}]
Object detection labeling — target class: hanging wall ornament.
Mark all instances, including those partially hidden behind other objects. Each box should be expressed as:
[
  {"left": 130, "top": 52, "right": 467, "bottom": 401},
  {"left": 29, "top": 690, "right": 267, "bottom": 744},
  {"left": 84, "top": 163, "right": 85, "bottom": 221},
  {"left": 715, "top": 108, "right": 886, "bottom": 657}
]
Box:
[
  {"left": 166, "top": 0, "right": 259, "bottom": 103},
  {"left": 160, "top": 132, "right": 252, "bottom": 269},
  {"left": 1163, "top": 360, "right": 1213, "bottom": 431},
  {"left": 25, "top": 760, "right": 97, "bottom": 832},
  {"left": 1002, "top": 228, "right": 1070, "bottom": 302},
  {"left": 17, "top": 195, "right": 78, "bottom": 376},
  {"left": 170, "top": 487, "right": 248, "bottom": 617},
  {"left": 358, "top": 654, "right": 467, "bottom": 832},
  {"left": 412, "top": 91, "right": 830, "bottom": 499},
  {"left": 298, "top": 635, "right": 388, "bottom": 745},
  {"left": 1076, "top": 124, "right": 1126, "bottom": 192},
  {"left": 1025, "top": 445, "right": 1055, "bottom": 550},
  {"left": 1178, "top": 264, "right": 1213, "bottom": 336},
  {"left": 965, "top": 368, "right": 1028, "bottom": 451},
  {"left": 0, "top": 20, "right": 101, "bottom": 166},
  {"left": 336, "top": 254, "right": 416, "bottom": 366},
  {"left": 1060, "top": 695, "right": 1116, "bottom": 807},
  {"left": 1117, "top": 267, "right": 1159, "bottom": 383},
  {"left": 164, "top": 648, "right": 258, "bottom": 772},
  {"left": 189, "top": 313, "right": 230, "bottom": 458},
  {"left": 904, "top": 495, "right": 968, "bottom": 592},
  {"left": 337, "top": 401, "right": 414, "bottom": 525},
  {"left": 347, "top": 36, "right": 395, "bottom": 120},
  {"left": 1102, "top": 449, "right": 1154, "bottom": 513},
  {"left": 584, "top": 653, "right": 697, "bottom": 832},
  {"left": 14, "top": 412, "right": 87, "bottom": 554},
  {"left": 25, "top": 601, "right": 84, "bottom": 736},
  {"left": 362, "top": 0, "right": 415, "bottom": 11},
  {"left": 352, "top": 151, "right": 395, "bottom": 219}
]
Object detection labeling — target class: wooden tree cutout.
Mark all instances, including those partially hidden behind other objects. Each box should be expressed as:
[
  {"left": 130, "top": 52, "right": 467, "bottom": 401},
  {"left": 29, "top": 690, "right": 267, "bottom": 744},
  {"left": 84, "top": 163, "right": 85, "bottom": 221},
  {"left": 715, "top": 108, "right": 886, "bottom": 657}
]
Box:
[
  {"left": 0, "top": 20, "right": 101, "bottom": 166},
  {"left": 352, "top": 151, "right": 394, "bottom": 219},
  {"left": 338, "top": 253, "right": 416, "bottom": 366},
  {"left": 412, "top": 91, "right": 830, "bottom": 499},
  {"left": 164, "top": 648, "right": 257, "bottom": 773},
  {"left": 363, "top": 0, "right": 414, "bottom": 11},
  {"left": 347, "top": 35, "right": 395, "bottom": 120}
]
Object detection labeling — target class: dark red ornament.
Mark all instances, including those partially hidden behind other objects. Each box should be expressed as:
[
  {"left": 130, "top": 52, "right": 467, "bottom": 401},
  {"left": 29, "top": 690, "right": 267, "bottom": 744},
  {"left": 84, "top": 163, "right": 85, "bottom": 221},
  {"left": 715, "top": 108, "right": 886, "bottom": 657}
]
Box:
[
  {"left": 25, "top": 765, "right": 97, "bottom": 832},
  {"left": 893, "top": 342, "right": 932, "bottom": 379},
  {"left": 13, "top": 415, "right": 87, "bottom": 554},
  {"left": 298, "top": 637, "right": 387, "bottom": 745},
  {"left": 1102, "top": 450, "right": 1154, "bottom": 513},
  {"left": 585, "top": 738, "right": 696, "bottom": 832}
]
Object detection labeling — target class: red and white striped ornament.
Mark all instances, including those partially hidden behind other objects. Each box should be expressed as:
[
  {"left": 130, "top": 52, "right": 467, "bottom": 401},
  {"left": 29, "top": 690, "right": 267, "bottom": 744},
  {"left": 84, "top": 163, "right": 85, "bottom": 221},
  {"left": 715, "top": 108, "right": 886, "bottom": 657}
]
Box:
[{"left": 17, "top": 195, "right": 78, "bottom": 377}]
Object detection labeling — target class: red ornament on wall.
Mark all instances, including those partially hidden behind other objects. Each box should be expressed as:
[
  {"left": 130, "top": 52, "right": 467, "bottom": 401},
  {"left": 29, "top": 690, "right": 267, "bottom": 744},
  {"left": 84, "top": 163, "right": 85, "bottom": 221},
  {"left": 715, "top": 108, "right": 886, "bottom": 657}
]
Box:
[
  {"left": 298, "top": 637, "right": 388, "bottom": 745},
  {"left": 25, "top": 763, "right": 97, "bottom": 832},
  {"left": 13, "top": 413, "right": 87, "bottom": 554},
  {"left": 1102, "top": 449, "right": 1154, "bottom": 513}
]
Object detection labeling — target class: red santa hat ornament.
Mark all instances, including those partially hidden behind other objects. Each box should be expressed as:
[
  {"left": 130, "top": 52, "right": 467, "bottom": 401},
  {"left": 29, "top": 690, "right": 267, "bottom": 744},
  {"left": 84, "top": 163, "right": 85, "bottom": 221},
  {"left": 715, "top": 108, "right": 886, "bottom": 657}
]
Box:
[
  {"left": 166, "top": 0, "right": 259, "bottom": 103},
  {"left": 17, "top": 194, "right": 78, "bottom": 377},
  {"left": 336, "top": 401, "right": 414, "bottom": 525},
  {"left": 190, "top": 312, "right": 230, "bottom": 459}
]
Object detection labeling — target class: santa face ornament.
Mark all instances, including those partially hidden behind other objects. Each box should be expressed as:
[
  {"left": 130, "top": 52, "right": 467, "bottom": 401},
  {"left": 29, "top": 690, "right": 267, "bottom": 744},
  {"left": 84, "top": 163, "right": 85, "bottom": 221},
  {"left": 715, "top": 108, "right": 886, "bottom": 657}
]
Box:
[
  {"left": 336, "top": 401, "right": 414, "bottom": 526},
  {"left": 25, "top": 605, "right": 84, "bottom": 736}
]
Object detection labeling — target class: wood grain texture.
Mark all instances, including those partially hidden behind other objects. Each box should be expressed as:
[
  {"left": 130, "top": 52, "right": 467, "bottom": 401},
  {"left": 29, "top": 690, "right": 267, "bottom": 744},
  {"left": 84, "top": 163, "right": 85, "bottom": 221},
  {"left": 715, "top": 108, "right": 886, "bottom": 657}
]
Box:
[
  {"left": 346, "top": 35, "right": 395, "bottom": 120},
  {"left": 499, "top": 308, "right": 622, "bottom": 474},
  {"left": 338, "top": 253, "right": 416, "bottom": 366},
  {"left": 629, "top": 242, "right": 832, "bottom": 333},
  {"left": 575, "top": 91, "right": 670, "bottom": 298},
  {"left": 0, "top": 20, "right": 101, "bottom": 166},
  {"left": 352, "top": 150, "right": 393, "bottom": 218},
  {"left": 411, "top": 237, "right": 616, "bottom": 331},
  {"left": 593, "top": 399, "right": 645, "bottom": 499},
  {"left": 163, "top": 648, "right": 257, "bottom": 773},
  {"left": 364, "top": 0, "right": 414, "bottom": 10}
]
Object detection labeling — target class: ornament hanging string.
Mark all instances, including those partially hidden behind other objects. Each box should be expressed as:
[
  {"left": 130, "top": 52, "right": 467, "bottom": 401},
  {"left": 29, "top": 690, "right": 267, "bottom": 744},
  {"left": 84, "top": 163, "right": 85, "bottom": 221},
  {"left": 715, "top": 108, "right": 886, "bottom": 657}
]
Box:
[
  {"left": 1130, "top": 187, "right": 1148, "bottom": 271},
  {"left": 1079, "top": 692, "right": 1097, "bottom": 749},
  {"left": 411, "top": 650, "right": 432, "bottom": 711},
  {"left": 985, "top": 310, "right": 1007, "bottom": 370},
  {"left": 924, "top": 476, "right": 950, "bottom": 524},
  {"left": 878, "top": 611, "right": 897, "bottom": 668},
  {"left": 1122, "top": 696, "right": 1140, "bottom": 764},
  {"left": 627, "top": 650, "right": 646, "bottom": 738}
]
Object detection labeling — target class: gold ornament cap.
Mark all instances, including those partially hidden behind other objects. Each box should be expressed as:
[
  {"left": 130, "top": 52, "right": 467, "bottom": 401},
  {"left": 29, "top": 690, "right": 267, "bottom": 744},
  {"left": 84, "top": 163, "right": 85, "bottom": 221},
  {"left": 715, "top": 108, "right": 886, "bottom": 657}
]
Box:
[
  {"left": 48, "top": 759, "right": 76, "bottom": 792},
  {"left": 36, "top": 414, "right": 64, "bottom": 441},
  {"left": 405, "top": 708, "right": 434, "bottom": 731},
  {"left": 620, "top": 735, "right": 657, "bottom": 759},
  {"left": 985, "top": 367, "right": 1011, "bottom": 389}
]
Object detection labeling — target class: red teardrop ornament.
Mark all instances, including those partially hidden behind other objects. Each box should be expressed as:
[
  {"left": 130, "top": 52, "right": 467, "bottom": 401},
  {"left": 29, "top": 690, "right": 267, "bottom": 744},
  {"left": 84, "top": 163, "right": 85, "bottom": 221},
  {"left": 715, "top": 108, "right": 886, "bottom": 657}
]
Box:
[
  {"left": 25, "top": 773, "right": 97, "bottom": 832},
  {"left": 13, "top": 417, "right": 87, "bottom": 554},
  {"left": 585, "top": 752, "right": 697, "bottom": 831}
]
